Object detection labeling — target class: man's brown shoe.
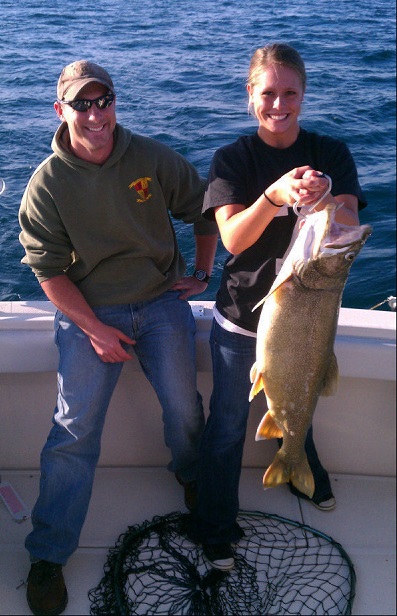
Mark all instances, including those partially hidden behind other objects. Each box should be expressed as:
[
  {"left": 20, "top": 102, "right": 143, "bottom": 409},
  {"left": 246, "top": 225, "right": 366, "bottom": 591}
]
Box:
[{"left": 27, "top": 560, "right": 68, "bottom": 615}]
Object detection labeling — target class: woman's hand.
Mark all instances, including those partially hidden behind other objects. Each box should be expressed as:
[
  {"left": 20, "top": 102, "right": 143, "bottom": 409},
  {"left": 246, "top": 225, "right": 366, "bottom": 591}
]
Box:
[{"left": 266, "top": 166, "right": 329, "bottom": 206}]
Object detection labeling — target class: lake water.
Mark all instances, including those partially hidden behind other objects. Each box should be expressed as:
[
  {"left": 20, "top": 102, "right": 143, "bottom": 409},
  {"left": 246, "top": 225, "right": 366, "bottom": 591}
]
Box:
[{"left": 0, "top": 0, "right": 395, "bottom": 310}]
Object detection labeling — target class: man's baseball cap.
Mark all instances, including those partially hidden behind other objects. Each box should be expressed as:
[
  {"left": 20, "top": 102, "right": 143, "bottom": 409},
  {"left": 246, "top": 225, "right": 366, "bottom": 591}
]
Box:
[{"left": 57, "top": 60, "right": 115, "bottom": 101}]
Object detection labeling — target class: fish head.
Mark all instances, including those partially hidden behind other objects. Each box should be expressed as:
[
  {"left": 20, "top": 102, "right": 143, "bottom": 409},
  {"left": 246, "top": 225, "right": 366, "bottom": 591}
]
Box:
[
  {"left": 294, "top": 203, "right": 372, "bottom": 291},
  {"left": 252, "top": 203, "right": 372, "bottom": 311}
]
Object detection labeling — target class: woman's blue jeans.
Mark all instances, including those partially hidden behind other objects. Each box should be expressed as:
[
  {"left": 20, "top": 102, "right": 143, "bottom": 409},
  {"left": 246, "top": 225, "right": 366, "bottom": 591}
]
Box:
[
  {"left": 195, "top": 319, "right": 332, "bottom": 545},
  {"left": 25, "top": 290, "right": 204, "bottom": 565}
]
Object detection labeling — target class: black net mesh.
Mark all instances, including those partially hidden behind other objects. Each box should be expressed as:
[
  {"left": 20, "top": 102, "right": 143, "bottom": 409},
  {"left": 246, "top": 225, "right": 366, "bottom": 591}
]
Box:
[{"left": 88, "top": 510, "right": 355, "bottom": 615}]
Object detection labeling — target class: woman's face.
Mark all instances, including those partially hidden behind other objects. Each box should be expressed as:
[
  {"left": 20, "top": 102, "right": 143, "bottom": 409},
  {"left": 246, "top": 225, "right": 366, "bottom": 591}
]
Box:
[{"left": 247, "top": 63, "right": 304, "bottom": 147}]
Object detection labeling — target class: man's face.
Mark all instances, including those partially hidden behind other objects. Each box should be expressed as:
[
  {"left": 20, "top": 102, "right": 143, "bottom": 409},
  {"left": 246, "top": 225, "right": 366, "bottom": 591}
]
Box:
[{"left": 54, "top": 82, "right": 116, "bottom": 164}]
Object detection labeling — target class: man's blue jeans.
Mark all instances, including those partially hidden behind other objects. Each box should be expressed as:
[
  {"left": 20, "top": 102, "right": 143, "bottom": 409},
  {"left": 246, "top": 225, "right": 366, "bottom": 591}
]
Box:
[
  {"left": 195, "top": 319, "right": 332, "bottom": 545},
  {"left": 25, "top": 290, "right": 204, "bottom": 564}
]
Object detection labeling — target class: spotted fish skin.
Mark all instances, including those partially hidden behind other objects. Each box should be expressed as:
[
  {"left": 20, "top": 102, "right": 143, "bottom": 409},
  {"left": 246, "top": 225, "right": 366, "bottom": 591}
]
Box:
[{"left": 249, "top": 204, "right": 372, "bottom": 497}]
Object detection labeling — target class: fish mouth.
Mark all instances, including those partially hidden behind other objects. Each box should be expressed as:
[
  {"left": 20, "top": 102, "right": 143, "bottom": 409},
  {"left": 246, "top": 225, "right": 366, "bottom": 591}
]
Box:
[
  {"left": 313, "top": 205, "right": 372, "bottom": 258},
  {"left": 323, "top": 223, "right": 371, "bottom": 251}
]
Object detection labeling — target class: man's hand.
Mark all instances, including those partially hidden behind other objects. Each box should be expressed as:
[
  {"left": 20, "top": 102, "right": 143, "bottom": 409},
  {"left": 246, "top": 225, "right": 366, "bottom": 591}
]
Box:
[
  {"left": 87, "top": 322, "right": 136, "bottom": 363},
  {"left": 171, "top": 276, "right": 208, "bottom": 300},
  {"left": 41, "top": 275, "right": 136, "bottom": 363}
]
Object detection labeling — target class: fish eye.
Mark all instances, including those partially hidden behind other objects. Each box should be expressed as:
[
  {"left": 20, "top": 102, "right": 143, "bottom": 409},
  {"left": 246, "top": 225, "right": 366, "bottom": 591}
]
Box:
[{"left": 344, "top": 251, "right": 356, "bottom": 261}]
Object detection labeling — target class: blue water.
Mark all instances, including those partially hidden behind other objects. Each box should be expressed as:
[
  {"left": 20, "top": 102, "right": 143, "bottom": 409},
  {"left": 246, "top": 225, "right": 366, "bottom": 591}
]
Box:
[{"left": 0, "top": 0, "right": 395, "bottom": 310}]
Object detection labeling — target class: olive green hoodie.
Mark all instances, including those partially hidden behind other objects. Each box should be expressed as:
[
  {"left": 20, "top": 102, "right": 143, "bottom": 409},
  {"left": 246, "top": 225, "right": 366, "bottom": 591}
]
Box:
[{"left": 19, "top": 123, "right": 216, "bottom": 306}]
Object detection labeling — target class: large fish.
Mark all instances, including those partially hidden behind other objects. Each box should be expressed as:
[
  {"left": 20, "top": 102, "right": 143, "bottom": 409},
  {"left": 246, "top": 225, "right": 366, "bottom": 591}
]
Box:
[{"left": 249, "top": 203, "right": 372, "bottom": 497}]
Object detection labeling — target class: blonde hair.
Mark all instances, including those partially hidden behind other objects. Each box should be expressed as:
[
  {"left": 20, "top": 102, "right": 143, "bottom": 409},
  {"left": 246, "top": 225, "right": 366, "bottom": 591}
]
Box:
[{"left": 247, "top": 43, "right": 307, "bottom": 91}]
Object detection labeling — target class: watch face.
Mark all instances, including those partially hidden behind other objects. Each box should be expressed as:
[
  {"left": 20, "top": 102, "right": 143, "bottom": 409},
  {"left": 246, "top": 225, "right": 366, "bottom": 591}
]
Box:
[
  {"left": 195, "top": 270, "right": 206, "bottom": 281},
  {"left": 194, "top": 269, "right": 210, "bottom": 282}
]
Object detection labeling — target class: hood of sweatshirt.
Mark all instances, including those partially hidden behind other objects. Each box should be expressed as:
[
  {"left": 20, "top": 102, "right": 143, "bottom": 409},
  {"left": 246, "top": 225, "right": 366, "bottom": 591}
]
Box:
[{"left": 51, "top": 122, "right": 133, "bottom": 170}]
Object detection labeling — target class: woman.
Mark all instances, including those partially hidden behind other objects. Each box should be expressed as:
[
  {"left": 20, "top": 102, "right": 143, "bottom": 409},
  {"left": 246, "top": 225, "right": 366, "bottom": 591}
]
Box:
[{"left": 194, "top": 43, "right": 367, "bottom": 570}]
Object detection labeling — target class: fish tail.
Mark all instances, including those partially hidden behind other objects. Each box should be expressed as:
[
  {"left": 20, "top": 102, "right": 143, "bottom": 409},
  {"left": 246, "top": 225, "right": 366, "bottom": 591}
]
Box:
[
  {"left": 290, "top": 457, "right": 315, "bottom": 498},
  {"left": 263, "top": 451, "right": 290, "bottom": 489},
  {"left": 255, "top": 411, "right": 283, "bottom": 440},
  {"left": 263, "top": 451, "right": 315, "bottom": 499}
]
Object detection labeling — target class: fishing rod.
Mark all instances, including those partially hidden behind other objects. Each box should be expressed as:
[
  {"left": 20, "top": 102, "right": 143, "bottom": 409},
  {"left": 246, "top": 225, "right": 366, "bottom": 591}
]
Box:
[{"left": 369, "top": 296, "right": 396, "bottom": 311}]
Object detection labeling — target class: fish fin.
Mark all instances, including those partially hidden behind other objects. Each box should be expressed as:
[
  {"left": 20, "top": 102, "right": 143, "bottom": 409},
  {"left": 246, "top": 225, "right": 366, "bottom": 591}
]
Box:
[
  {"left": 251, "top": 271, "right": 293, "bottom": 312},
  {"left": 263, "top": 451, "right": 290, "bottom": 488},
  {"left": 290, "top": 457, "right": 315, "bottom": 498},
  {"left": 249, "top": 363, "right": 265, "bottom": 401},
  {"left": 252, "top": 295, "right": 268, "bottom": 312},
  {"left": 255, "top": 411, "right": 283, "bottom": 440},
  {"left": 321, "top": 352, "right": 339, "bottom": 397},
  {"left": 264, "top": 451, "right": 315, "bottom": 499}
]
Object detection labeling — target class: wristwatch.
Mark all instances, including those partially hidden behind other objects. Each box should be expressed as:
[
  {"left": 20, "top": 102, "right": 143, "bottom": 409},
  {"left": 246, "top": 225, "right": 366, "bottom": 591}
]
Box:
[{"left": 193, "top": 269, "right": 210, "bottom": 283}]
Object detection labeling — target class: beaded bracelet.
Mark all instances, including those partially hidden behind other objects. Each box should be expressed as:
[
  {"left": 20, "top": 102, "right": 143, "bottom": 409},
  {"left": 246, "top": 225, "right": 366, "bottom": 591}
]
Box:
[{"left": 263, "top": 191, "right": 284, "bottom": 208}]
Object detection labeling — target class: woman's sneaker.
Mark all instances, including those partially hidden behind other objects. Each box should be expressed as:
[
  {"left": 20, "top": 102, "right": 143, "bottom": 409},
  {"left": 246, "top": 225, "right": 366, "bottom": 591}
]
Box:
[
  {"left": 203, "top": 543, "right": 235, "bottom": 570},
  {"left": 311, "top": 495, "right": 336, "bottom": 511},
  {"left": 289, "top": 483, "right": 336, "bottom": 512}
]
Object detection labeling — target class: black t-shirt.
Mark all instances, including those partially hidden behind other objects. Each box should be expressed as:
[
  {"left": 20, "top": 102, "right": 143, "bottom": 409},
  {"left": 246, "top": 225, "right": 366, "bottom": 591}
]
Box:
[{"left": 203, "top": 129, "right": 367, "bottom": 332}]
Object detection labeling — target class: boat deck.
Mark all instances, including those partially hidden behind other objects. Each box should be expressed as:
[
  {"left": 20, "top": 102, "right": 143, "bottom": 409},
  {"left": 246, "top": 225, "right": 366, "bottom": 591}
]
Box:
[{"left": 0, "top": 467, "right": 395, "bottom": 615}]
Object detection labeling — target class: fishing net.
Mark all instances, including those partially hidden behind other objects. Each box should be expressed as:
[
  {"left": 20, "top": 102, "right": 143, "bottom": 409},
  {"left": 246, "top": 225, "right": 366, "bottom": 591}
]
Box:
[{"left": 88, "top": 510, "right": 355, "bottom": 615}]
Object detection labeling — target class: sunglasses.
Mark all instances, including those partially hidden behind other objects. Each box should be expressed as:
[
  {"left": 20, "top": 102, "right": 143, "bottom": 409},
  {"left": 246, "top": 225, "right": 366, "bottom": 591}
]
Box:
[{"left": 60, "top": 92, "right": 115, "bottom": 112}]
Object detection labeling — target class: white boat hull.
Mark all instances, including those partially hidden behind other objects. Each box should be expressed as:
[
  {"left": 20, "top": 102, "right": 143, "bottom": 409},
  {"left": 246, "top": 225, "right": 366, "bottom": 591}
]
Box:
[{"left": 0, "top": 301, "right": 395, "bottom": 615}]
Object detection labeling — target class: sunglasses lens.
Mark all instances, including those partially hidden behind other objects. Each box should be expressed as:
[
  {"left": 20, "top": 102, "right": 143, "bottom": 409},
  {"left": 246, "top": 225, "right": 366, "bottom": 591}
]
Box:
[
  {"left": 66, "top": 93, "right": 114, "bottom": 112},
  {"left": 70, "top": 100, "right": 91, "bottom": 112},
  {"left": 97, "top": 94, "right": 115, "bottom": 109}
]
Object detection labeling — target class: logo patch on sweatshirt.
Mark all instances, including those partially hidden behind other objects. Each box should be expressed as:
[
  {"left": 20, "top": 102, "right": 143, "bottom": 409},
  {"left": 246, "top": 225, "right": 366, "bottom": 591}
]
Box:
[{"left": 129, "top": 177, "right": 152, "bottom": 202}]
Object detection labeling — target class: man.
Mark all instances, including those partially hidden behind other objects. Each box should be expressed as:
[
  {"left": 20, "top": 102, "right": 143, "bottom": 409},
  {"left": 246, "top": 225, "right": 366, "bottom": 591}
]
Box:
[{"left": 19, "top": 60, "right": 218, "bottom": 615}]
